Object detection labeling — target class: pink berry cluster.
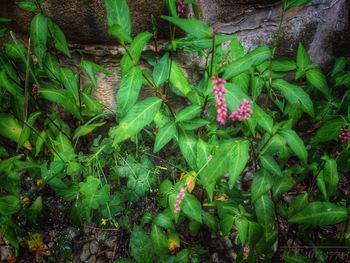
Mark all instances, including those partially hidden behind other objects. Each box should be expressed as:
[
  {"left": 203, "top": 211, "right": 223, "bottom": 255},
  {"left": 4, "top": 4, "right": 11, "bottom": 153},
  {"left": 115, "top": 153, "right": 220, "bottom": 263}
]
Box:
[
  {"left": 174, "top": 181, "right": 193, "bottom": 213},
  {"left": 32, "top": 84, "right": 39, "bottom": 99},
  {"left": 212, "top": 76, "right": 228, "bottom": 125},
  {"left": 229, "top": 99, "right": 252, "bottom": 122},
  {"left": 177, "top": 0, "right": 185, "bottom": 16},
  {"left": 339, "top": 128, "right": 350, "bottom": 143}
]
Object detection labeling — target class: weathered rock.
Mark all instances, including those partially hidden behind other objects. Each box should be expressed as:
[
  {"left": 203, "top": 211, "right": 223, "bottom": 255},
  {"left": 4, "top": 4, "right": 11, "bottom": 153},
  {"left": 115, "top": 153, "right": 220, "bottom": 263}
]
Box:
[
  {"left": 0, "top": 0, "right": 168, "bottom": 44},
  {"left": 89, "top": 240, "right": 99, "bottom": 255},
  {"left": 80, "top": 243, "right": 91, "bottom": 262},
  {"left": 197, "top": 0, "right": 350, "bottom": 68},
  {"left": 0, "top": 246, "right": 13, "bottom": 261}
]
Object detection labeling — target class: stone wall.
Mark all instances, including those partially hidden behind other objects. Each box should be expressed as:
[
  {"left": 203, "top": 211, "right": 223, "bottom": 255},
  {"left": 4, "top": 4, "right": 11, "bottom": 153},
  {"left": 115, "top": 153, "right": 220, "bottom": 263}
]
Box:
[{"left": 1, "top": 0, "right": 349, "bottom": 110}]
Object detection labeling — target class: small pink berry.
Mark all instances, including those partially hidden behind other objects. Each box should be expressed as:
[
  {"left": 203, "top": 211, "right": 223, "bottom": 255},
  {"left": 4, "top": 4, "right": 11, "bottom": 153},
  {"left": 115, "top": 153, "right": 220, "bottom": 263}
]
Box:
[
  {"left": 212, "top": 76, "right": 227, "bottom": 125},
  {"left": 229, "top": 99, "right": 252, "bottom": 122}
]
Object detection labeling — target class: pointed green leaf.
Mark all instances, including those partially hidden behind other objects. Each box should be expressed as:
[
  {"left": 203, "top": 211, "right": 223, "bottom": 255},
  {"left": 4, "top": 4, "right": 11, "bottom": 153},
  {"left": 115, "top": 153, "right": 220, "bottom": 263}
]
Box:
[
  {"left": 251, "top": 170, "right": 273, "bottom": 202},
  {"left": 17, "top": 1, "right": 38, "bottom": 12},
  {"left": 279, "top": 129, "right": 308, "bottom": 163},
  {"left": 120, "top": 32, "right": 152, "bottom": 74},
  {"left": 116, "top": 66, "right": 143, "bottom": 118},
  {"left": 105, "top": 0, "right": 131, "bottom": 34},
  {"left": 182, "top": 193, "right": 202, "bottom": 223},
  {"left": 175, "top": 105, "right": 201, "bottom": 123},
  {"left": 48, "top": 19, "right": 70, "bottom": 57},
  {"left": 313, "top": 118, "right": 344, "bottom": 143},
  {"left": 272, "top": 58, "right": 296, "bottom": 72},
  {"left": 59, "top": 67, "right": 79, "bottom": 103},
  {"left": 260, "top": 155, "right": 282, "bottom": 177},
  {"left": 153, "top": 52, "right": 170, "bottom": 87},
  {"left": 306, "top": 69, "right": 330, "bottom": 99},
  {"left": 80, "top": 60, "right": 112, "bottom": 87},
  {"left": 196, "top": 139, "right": 211, "bottom": 168},
  {"left": 151, "top": 225, "right": 168, "bottom": 255},
  {"left": 272, "top": 173, "right": 294, "bottom": 199},
  {"left": 169, "top": 61, "right": 192, "bottom": 97},
  {"left": 178, "top": 130, "right": 197, "bottom": 169},
  {"left": 224, "top": 46, "right": 271, "bottom": 80},
  {"left": 17, "top": 112, "right": 41, "bottom": 151},
  {"left": 108, "top": 24, "right": 132, "bottom": 43},
  {"left": 109, "top": 97, "right": 162, "bottom": 145},
  {"left": 289, "top": 202, "right": 348, "bottom": 225},
  {"left": 153, "top": 121, "right": 177, "bottom": 153},
  {"left": 255, "top": 194, "right": 275, "bottom": 230},
  {"left": 31, "top": 13, "right": 48, "bottom": 67},
  {"left": 296, "top": 43, "right": 310, "bottom": 71},
  {"left": 161, "top": 16, "right": 212, "bottom": 39},
  {"left": 272, "top": 79, "right": 314, "bottom": 117},
  {"left": 283, "top": 0, "right": 312, "bottom": 11},
  {"left": 0, "top": 196, "right": 21, "bottom": 216},
  {"left": 229, "top": 140, "right": 250, "bottom": 188}
]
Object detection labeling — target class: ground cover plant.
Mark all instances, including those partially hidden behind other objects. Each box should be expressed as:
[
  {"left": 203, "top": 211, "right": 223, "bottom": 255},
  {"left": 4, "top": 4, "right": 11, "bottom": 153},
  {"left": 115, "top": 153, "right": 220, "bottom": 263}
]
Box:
[{"left": 0, "top": 0, "right": 350, "bottom": 262}]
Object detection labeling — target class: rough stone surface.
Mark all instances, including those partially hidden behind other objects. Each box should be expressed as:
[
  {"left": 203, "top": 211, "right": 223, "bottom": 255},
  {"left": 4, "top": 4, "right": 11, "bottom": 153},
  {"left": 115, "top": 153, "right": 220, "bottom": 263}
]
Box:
[
  {"left": 0, "top": 0, "right": 168, "bottom": 44},
  {"left": 197, "top": 0, "right": 350, "bottom": 67}
]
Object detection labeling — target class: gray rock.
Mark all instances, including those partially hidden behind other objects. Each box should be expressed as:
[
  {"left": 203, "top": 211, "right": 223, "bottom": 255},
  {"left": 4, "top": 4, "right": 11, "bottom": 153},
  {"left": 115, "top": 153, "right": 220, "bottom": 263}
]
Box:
[
  {"left": 80, "top": 243, "right": 91, "bottom": 262},
  {"left": 105, "top": 251, "right": 114, "bottom": 259},
  {"left": 0, "top": 246, "right": 13, "bottom": 261},
  {"left": 89, "top": 240, "right": 99, "bottom": 255},
  {"left": 104, "top": 236, "right": 117, "bottom": 249},
  {"left": 88, "top": 255, "right": 97, "bottom": 263}
]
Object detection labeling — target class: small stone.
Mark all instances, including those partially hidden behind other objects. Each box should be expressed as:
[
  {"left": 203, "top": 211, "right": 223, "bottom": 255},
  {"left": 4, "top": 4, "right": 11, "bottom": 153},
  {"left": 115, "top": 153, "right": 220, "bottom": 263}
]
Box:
[
  {"left": 104, "top": 236, "right": 117, "bottom": 249},
  {"left": 0, "top": 246, "right": 13, "bottom": 261},
  {"left": 105, "top": 251, "right": 114, "bottom": 259},
  {"left": 211, "top": 252, "right": 219, "bottom": 263},
  {"left": 67, "top": 227, "right": 81, "bottom": 239},
  {"left": 88, "top": 255, "right": 97, "bottom": 263},
  {"left": 80, "top": 243, "right": 91, "bottom": 262},
  {"left": 89, "top": 240, "right": 99, "bottom": 255}
]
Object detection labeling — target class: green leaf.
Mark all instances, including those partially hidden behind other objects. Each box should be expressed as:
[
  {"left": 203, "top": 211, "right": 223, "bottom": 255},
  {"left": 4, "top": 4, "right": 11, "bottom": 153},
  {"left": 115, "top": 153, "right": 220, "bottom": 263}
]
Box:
[
  {"left": 182, "top": 194, "right": 202, "bottom": 223},
  {"left": 272, "top": 79, "right": 314, "bottom": 117},
  {"left": 178, "top": 130, "right": 197, "bottom": 169},
  {"left": 175, "top": 105, "right": 201, "bottom": 123},
  {"left": 200, "top": 140, "right": 244, "bottom": 200},
  {"left": 251, "top": 170, "right": 273, "bottom": 202},
  {"left": 289, "top": 202, "right": 348, "bottom": 225},
  {"left": 80, "top": 60, "right": 111, "bottom": 87},
  {"left": 283, "top": 0, "right": 312, "bottom": 11},
  {"left": 306, "top": 69, "right": 330, "bottom": 99},
  {"left": 0, "top": 18, "right": 11, "bottom": 23},
  {"left": 40, "top": 87, "right": 81, "bottom": 120},
  {"left": 154, "top": 121, "right": 177, "bottom": 153},
  {"left": 105, "top": 0, "right": 131, "bottom": 35},
  {"left": 254, "top": 106, "right": 273, "bottom": 134},
  {"left": 116, "top": 66, "right": 143, "bottom": 118},
  {"left": 17, "top": 1, "right": 37, "bottom": 12},
  {"left": 166, "top": 0, "right": 178, "bottom": 17},
  {"left": 154, "top": 213, "right": 175, "bottom": 231},
  {"left": 82, "top": 92, "right": 104, "bottom": 115},
  {"left": 224, "top": 46, "right": 271, "bottom": 80},
  {"left": 228, "top": 36, "right": 244, "bottom": 61},
  {"left": 323, "top": 157, "right": 339, "bottom": 197},
  {"left": 120, "top": 32, "right": 152, "bottom": 74},
  {"left": 288, "top": 193, "right": 308, "bottom": 218},
  {"left": 0, "top": 196, "right": 21, "bottom": 216},
  {"left": 174, "top": 249, "right": 190, "bottom": 263},
  {"left": 260, "top": 155, "right": 282, "bottom": 177},
  {"left": 59, "top": 67, "right": 79, "bottom": 103},
  {"left": 153, "top": 53, "right": 170, "bottom": 87},
  {"left": 108, "top": 24, "right": 132, "bottom": 43},
  {"left": 169, "top": 61, "right": 192, "bottom": 97},
  {"left": 272, "top": 58, "right": 296, "bottom": 72},
  {"left": 73, "top": 122, "right": 106, "bottom": 141},
  {"left": 151, "top": 225, "right": 168, "bottom": 255},
  {"left": 109, "top": 97, "right": 162, "bottom": 145},
  {"left": 235, "top": 217, "right": 249, "bottom": 245},
  {"left": 296, "top": 43, "right": 310, "bottom": 71},
  {"left": 272, "top": 173, "right": 294, "bottom": 199},
  {"left": 161, "top": 16, "right": 212, "bottom": 39},
  {"left": 313, "top": 118, "right": 344, "bottom": 143},
  {"left": 178, "top": 119, "right": 210, "bottom": 130},
  {"left": 48, "top": 19, "right": 70, "bottom": 57},
  {"left": 196, "top": 139, "right": 211, "bottom": 168},
  {"left": 174, "top": 35, "right": 232, "bottom": 52},
  {"left": 17, "top": 112, "right": 41, "bottom": 151},
  {"left": 255, "top": 194, "right": 275, "bottom": 230},
  {"left": 31, "top": 13, "right": 48, "bottom": 67},
  {"left": 228, "top": 140, "right": 250, "bottom": 188},
  {"left": 331, "top": 57, "right": 347, "bottom": 76},
  {"left": 130, "top": 226, "right": 154, "bottom": 263},
  {"left": 79, "top": 176, "right": 110, "bottom": 209},
  {"left": 279, "top": 129, "right": 308, "bottom": 163}
]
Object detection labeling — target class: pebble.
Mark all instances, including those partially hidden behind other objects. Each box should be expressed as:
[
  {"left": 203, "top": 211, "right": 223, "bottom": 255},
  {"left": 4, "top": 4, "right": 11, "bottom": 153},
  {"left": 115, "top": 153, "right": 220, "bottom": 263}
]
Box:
[
  {"left": 89, "top": 240, "right": 99, "bottom": 255},
  {"left": 67, "top": 227, "right": 81, "bottom": 239},
  {"left": 105, "top": 251, "right": 114, "bottom": 259},
  {"left": 104, "top": 236, "right": 117, "bottom": 248},
  {"left": 88, "top": 255, "right": 97, "bottom": 263},
  {"left": 0, "top": 246, "right": 13, "bottom": 261},
  {"left": 80, "top": 243, "right": 91, "bottom": 262}
]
